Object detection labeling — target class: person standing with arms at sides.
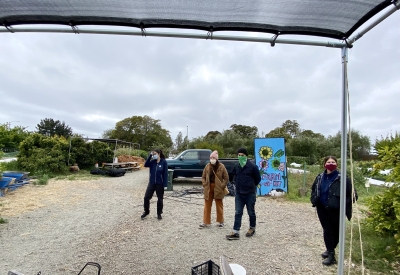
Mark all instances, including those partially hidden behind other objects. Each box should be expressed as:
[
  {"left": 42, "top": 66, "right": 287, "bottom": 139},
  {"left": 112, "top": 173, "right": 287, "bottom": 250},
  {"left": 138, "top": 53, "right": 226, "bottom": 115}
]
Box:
[
  {"left": 199, "top": 150, "right": 229, "bottom": 229},
  {"left": 310, "top": 156, "right": 356, "bottom": 265},
  {"left": 226, "top": 148, "right": 261, "bottom": 240},
  {"left": 141, "top": 149, "right": 168, "bottom": 220}
]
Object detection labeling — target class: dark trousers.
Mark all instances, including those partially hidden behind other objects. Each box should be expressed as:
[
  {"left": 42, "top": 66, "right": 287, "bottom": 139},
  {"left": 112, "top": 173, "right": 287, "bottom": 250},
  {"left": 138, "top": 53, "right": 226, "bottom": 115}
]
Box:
[
  {"left": 317, "top": 206, "right": 340, "bottom": 252},
  {"left": 143, "top": 183, "right": 164, "bottom": 215},
  {"left": 233, "top": 192, "right": 256, "bottom": 231}
]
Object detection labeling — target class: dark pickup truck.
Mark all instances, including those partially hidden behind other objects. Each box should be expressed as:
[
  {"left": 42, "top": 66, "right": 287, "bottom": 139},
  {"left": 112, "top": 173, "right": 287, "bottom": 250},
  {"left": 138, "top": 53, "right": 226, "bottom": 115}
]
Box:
[{"left": 166, "top": 149, "right": 254, "bottom": 181}]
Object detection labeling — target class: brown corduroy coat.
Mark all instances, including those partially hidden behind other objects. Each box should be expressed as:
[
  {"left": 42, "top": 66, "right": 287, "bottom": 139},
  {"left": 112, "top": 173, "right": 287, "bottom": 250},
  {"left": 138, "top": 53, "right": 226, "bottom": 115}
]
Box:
[{"left": 201, "top": 162, "right": 229, "bottom": 200}]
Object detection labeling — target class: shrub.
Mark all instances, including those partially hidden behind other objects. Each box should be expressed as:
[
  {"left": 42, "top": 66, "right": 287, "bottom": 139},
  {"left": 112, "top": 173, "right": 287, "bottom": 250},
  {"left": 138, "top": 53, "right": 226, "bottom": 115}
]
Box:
[
  {"left": 366, "top": 183, "right": 400, "bottom": 257},
  {"left": 36, "top": 174, "right": 50, "bottom": 185},
  {"left": 18, "top": 134, "right": 69, "bottom": 175},
  {"left": 69, "top": 139, "right": 113, "bottom": 168}
]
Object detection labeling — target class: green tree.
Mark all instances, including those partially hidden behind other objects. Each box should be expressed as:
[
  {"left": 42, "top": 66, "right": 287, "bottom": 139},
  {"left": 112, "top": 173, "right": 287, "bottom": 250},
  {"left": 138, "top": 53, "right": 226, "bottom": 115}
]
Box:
[
  {"left": 230, "top": 124, "right": 258, "bottom": 139},
  {"left": 265, "top": 120, "right": 301, "bottom": 141},
  {"left": 110, "top": 115, "right": 173, "bottom": 151},
  {"left": 36, "top": 118, "right": 73, "bottom": 138},
  {"left": 174, "top": 131, "right": 183, "bottom": 153},
  {"left": 102, "top": 128, "right": 114, "bottom": 139},
  {"left": 281, "top": 120, "right": 300, "bottom": 138},
  {"left": 287, "top": 136, "right": 319, "bottom": 164},
  {"left": 0, "top": 124, "right": 30, "bottom": 150},
  {"left": 327, "top": 129, "right": 371, "bottom": 160},
  {"left": 265, "top": 127, "right": 291, "bottom": 141},
  {"left": 205, "top": 131, "right": 221, "bottom": 140}
]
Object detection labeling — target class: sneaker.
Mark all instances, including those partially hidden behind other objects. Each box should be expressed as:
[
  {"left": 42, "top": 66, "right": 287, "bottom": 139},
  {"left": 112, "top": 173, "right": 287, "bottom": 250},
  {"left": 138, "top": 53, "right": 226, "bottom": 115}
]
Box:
[
  {"left": 226, "top": 232, "right": 240, "bottom": 240},
  {"left": 157, "top": 214, "right": 162, "bottom": 220},
  {"left": 217, "top": 223, "right": 224, "bottom": 228},
  {"left": 246, "top": 228, "right": 255, "bottom": 237},
  {"left": 141, "top": 212, "right": 149, "bottom": 219},
  {"left": 199, "top": 223, "right": 210, "bottom": 229}
]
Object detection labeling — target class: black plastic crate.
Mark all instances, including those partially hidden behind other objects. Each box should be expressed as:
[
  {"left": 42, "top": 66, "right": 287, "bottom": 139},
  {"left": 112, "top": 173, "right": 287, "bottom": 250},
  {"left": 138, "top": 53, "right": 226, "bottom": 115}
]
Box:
[{"left": 191, "top": 260, "right": 220, "bottom": 275}]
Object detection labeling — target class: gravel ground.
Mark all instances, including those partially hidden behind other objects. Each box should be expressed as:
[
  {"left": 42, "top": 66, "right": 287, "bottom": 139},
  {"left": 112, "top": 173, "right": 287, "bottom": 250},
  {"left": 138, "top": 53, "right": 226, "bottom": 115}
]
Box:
[{"left": 0, "top": 170, "right": 344, "bottom": 275}]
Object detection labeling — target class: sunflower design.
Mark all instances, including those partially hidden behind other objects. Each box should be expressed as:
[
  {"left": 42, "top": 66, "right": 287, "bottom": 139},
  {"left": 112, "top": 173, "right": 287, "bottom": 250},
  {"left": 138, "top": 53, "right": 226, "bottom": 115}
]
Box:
[{"left": 258, "top": 146, "right": 273, "bottom": 160}]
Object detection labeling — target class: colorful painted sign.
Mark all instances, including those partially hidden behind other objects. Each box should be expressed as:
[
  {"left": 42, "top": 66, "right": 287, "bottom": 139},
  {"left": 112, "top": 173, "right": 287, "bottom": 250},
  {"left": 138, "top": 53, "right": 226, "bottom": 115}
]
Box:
[{"left": 254, "top": 138, "right": 288, "bottom": 195}]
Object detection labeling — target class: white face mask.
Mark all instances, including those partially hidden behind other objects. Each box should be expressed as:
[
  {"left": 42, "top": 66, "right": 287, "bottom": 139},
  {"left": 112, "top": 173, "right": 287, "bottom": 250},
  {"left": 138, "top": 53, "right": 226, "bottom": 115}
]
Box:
[
  {"left": 153, "top": 154, "right": 159, "bottom": 160},
  {"left": 210, "top": 159, "right": 217, "bottom": 164}
]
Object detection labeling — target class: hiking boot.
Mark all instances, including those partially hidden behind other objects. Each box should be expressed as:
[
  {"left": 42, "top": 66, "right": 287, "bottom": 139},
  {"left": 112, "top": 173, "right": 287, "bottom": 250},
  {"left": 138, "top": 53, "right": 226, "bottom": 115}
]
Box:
[
  {"left": 321, "top": 250, "right": 329, "bottom": 259},
  {"left": 226, "top": 232, "right": 240, "bottom": 240},
  {"left": 246, "top": 228, "right": 255, "bottom": 237},
  {"left": 141, "top": 212, "right": 149, "bottom": 219},
  {"left": 157, "top": 214, "right": 162, "bottom": 220},
  {"left": 199, "top": 223, "right": 210, "bottom": 229},
  {"left": 322, "top": 252, "right": 337, "bottom": 266},
  {"left": 217, "top": 223, "right": 224, "bottom": 228}
]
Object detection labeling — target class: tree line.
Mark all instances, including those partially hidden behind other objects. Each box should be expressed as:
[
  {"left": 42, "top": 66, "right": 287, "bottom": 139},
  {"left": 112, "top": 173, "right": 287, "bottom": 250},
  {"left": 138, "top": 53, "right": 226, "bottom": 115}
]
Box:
[{"left": 0, "top": 117, "right": 375, "bottom": 164}]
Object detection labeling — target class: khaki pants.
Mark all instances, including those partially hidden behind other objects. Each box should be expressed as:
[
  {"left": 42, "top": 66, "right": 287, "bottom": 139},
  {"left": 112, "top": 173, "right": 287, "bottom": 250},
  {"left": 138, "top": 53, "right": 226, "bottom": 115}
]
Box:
[{"left": 203, "top": 183, "right": 224, "bottom": 224}]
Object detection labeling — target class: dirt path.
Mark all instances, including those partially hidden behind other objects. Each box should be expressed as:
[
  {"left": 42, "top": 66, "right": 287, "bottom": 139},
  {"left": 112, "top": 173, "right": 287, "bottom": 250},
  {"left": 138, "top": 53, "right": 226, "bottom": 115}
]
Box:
[{"left": 0, "top": 170, "right": 349, "bottom": 274}]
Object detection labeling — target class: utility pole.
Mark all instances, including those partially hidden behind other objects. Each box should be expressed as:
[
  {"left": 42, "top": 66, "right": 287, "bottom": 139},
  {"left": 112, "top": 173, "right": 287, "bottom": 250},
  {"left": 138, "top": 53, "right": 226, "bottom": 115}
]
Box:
[{"left": 186, "top": 126, "right": 189, "bottom": 149}]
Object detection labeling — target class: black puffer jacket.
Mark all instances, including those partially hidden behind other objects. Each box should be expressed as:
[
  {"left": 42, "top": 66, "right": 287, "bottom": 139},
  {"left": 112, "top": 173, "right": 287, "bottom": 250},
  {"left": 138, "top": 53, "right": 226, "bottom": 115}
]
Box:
[{"left": 310, "top": 172, "right": 357, "bottom": 221}]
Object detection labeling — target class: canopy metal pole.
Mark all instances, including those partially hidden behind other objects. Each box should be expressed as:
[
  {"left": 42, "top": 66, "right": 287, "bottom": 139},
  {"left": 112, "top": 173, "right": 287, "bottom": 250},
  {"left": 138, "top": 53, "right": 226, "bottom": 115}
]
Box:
[
  {"left": 338, "top": 46, "right": 349, "bottom": 275},
  {"left": 0, "top": 27, "right": 347, "bottom": 49},
  {"left": 348, "top": 0, "right": 400, "bottom": 45}
]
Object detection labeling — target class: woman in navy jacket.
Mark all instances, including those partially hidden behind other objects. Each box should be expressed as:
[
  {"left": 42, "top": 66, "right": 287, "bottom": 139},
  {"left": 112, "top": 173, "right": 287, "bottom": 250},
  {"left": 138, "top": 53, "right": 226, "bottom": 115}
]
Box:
[
  {"left": 310, "top": 156, "right": 356, "bottom": 266},
  {"left": 141, "top": 149, "right": 168, "bottom": 220}
]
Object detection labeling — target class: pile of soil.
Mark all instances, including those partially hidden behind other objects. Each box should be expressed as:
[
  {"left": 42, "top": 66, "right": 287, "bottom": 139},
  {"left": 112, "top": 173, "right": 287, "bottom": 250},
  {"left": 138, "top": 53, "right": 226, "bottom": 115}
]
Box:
[{"left": 117, "top": 155, "right": 146, "bottom": 168}]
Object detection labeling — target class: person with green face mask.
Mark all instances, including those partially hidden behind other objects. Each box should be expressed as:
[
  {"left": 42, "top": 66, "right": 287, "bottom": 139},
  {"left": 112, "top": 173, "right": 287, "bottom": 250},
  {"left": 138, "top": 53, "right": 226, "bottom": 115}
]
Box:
[{"left": 226, "top": 147, "right": 261, "bottom": 240}]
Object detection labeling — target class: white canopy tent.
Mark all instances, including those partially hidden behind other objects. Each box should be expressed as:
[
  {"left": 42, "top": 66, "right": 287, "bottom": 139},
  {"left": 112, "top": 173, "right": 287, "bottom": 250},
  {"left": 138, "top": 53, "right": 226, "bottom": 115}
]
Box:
[{"left": 1, "top": 1, "right": 399, "bottom": 273}]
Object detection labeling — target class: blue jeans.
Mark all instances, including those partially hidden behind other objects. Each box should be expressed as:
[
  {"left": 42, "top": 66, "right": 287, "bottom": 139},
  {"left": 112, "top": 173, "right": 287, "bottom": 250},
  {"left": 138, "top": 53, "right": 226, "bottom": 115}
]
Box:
[{"left": 233, "top": 192, "right": 256, "bottom": 232}]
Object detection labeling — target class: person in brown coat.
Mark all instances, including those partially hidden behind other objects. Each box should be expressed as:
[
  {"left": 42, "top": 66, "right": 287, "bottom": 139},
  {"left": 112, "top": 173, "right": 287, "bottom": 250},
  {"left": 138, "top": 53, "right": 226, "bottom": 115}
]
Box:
[{"left": 199, "top": 150, "right": 229, "bottom": 228}]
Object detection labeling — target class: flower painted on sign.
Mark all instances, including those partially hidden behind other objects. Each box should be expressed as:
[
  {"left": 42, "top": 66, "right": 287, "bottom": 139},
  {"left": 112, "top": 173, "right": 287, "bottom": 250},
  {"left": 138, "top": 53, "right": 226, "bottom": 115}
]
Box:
[
  {"left": 259, "top": 146, "right": 273, "bottom": 160},
  {"left": 259, "top": 160, "right": 269, "bottom": 169},
  {"left": 271, "top": 158, "right": 281, "bottom": 170},
  {"left": 278, "top": 162, "right": 285, "bottom": 172}
]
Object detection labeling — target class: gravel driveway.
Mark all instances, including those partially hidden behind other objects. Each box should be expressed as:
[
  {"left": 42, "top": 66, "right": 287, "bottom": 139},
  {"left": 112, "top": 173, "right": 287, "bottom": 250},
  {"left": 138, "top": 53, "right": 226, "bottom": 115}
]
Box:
[{"left": 0, "top": 169, "right": 341, "bottom": 275}]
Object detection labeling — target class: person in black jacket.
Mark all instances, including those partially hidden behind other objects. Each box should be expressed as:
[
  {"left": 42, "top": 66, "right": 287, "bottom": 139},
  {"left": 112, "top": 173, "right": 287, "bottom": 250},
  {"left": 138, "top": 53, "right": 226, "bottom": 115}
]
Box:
[
  {"left": 141, "top": 149, "right": 168, "bottom": 220},
  {"left": 310, "top": 156, "right": 355, "bottom": 265},
  {"left": 226, "top": 148, "right": 261, "bottom": 240}
]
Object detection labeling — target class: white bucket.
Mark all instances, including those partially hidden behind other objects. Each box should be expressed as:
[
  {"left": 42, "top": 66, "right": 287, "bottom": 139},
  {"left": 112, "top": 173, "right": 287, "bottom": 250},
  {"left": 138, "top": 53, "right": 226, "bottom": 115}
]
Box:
[{"left": 229, "top": 264, "right": 246, "bottom": 275}]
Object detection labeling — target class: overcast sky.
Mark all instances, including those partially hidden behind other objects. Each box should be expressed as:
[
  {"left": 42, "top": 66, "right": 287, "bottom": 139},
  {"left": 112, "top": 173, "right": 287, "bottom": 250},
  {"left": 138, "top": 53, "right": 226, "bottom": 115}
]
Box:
[{"left": 0, "top": 10, "right": 399, "bottom": 146}]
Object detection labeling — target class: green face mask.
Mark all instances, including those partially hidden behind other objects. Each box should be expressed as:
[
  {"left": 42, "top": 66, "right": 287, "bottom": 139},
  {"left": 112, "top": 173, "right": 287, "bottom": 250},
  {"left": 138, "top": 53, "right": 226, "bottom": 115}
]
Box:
[{"left": 238, "top": 156, "right": 247, "bottom": 167}]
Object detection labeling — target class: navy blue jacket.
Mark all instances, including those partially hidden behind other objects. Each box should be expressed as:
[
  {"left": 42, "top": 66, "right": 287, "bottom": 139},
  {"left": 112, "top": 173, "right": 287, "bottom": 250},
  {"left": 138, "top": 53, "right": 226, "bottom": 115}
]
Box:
[
  {"left": 232, "top": 160, "right": 261, "bottom": 195},
  {"left": 144, "top": 154, "right": 168, "bottom": 187},
  {"left": 310, "top": 171, "right": 357, "bottom": 220}
]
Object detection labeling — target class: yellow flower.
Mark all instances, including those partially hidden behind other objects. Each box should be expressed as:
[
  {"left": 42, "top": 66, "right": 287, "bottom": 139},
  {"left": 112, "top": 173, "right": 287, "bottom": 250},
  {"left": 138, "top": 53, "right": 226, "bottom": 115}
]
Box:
[{"left": 259, "top": 146, "right": 273, "bottom": 160}]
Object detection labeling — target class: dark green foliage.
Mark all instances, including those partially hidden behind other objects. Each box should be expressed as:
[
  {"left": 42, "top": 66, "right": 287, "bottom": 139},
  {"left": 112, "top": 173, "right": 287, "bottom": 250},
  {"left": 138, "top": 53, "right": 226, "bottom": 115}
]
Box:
[
  {"left": 109, "top": 115, "right": 173, "bottom": 152},
  {"left": 1, "top": 160, "right": 21, "bottom": 172},
  {"left": 366, "top": 183, "right": 400, "bottom": 257},
  {"left": 230, "top": 124, "right": 258, "bottom": 139},
  {"left": 69, "top": 138, "right": 113, "bottom": 168},
  {"left": 204, "top": 131, "right": 221, "bottom": 139},
  {"left": 36, "top": 118, "right": 73, "bottom": 138},
  {"left": 0, "top": 123, "right": 30, "bottom": 150},
  {"left": 18, "top": 133, "right": 69, "bottom": 175}
]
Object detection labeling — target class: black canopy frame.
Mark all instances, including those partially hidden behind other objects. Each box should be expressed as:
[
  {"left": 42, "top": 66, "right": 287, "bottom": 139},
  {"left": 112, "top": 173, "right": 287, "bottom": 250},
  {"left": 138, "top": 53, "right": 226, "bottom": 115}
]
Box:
[{"left": 1, "top": 1, "right": 399, "bottom": 274}]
